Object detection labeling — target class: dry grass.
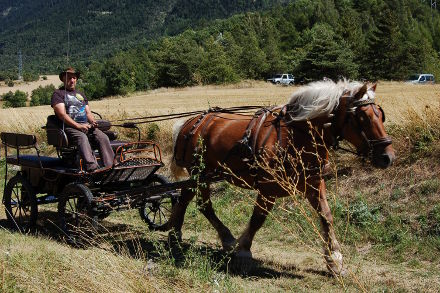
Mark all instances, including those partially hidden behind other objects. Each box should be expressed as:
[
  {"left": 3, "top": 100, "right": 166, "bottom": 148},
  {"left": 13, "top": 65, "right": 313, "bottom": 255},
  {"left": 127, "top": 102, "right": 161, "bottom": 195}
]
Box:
[{"left": 1, "top": 81, "right": 440, "bottom": 292}]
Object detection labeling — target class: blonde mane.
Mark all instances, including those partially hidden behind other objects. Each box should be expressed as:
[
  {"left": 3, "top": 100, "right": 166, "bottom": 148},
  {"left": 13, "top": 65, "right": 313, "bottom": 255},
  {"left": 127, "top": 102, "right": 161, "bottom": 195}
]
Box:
[{"left": 287, "top": 80, "right": 363, "bottom": 121}]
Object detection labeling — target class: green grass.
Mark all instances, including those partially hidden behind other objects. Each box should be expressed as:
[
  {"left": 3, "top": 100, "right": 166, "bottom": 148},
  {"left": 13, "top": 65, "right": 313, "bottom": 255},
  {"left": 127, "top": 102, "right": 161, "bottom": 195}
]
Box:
[{"left": 1, "top": 118, "right": 440, "bottom": 291}]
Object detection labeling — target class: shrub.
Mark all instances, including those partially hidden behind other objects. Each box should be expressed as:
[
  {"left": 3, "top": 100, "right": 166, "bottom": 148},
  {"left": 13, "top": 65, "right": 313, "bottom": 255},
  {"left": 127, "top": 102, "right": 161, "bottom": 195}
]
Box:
[
  {"left": 147, "top": 123, "right": 160, "bottom": 140},
  {"left": 7, "top": 79, "right": 14, "bottom": 87},
  {"left": 2, "top": 90, "right": 27, "bottom": 108},
  {"left": 23, "top": 71, "right": 39, "bottom": 82},
  {"left": 30, "top": 85, "right": 55, "bottom": 106}
]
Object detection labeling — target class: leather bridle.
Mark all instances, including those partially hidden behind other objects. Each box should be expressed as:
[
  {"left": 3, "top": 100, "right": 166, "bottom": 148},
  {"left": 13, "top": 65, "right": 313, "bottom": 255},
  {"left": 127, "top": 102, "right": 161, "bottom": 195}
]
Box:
[{"left": 331, "top": 96, "right": 392, "bottom": 161}]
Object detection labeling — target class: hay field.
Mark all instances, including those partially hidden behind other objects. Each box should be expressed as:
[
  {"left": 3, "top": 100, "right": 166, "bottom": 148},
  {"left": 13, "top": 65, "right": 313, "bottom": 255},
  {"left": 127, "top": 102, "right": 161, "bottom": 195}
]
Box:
[
  {"left": 1, "top": 80, "right": 439, "bottom": 135},
  {"left": 0, "top": 75, "right": 61, "bottom": 96}
]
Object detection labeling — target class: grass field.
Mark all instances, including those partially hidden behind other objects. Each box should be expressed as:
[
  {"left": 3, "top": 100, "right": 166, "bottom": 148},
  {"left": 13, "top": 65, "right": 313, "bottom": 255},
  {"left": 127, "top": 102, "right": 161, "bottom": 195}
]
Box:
[{"left": 1, "top": 81, "right": 440, "bottom": 292}]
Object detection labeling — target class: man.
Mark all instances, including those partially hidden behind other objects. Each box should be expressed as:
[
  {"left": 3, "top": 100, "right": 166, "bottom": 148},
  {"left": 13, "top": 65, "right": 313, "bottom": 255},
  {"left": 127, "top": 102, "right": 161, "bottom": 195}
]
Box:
[{"left": 51, "top": 67, "right": 114, "bottom": 172}]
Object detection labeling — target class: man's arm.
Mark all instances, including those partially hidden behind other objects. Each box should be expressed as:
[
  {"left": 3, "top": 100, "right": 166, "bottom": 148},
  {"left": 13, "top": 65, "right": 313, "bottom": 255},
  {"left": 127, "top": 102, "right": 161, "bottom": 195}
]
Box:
[
  {"left": 53, "top": 103, "right": 90, "bottom": 132},
  {"left": 85, "top": 105, "right": 97, "bottom": 127}
]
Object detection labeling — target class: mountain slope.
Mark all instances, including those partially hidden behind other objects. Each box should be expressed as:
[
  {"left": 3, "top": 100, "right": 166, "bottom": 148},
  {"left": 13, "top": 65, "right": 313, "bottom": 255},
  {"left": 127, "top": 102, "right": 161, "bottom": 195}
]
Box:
[{"left": 0, "top": 0, "right": 289, "bottom": 73}]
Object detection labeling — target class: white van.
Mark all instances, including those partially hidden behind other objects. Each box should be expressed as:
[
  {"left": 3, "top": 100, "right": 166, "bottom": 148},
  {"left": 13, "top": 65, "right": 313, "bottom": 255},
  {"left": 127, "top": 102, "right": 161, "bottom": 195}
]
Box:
[{"left": 407, "top": 74, "right": 435, "bottom": 84}]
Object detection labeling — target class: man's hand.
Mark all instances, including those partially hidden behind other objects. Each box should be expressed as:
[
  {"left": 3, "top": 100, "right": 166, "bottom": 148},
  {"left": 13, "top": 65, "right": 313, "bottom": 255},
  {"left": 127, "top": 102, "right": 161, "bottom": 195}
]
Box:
[
  {"left": 77, "top": 123, "right": 91, "bottom": 133},
  {"left": 89, "top": 119, "right": 98, "bottom": 127}
]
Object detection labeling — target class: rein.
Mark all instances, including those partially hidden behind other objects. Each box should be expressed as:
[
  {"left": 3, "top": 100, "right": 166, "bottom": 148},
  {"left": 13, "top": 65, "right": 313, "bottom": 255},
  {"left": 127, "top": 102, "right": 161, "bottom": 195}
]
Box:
[{"left": 109, "top": 106, "right": 264, "bottom": 127}]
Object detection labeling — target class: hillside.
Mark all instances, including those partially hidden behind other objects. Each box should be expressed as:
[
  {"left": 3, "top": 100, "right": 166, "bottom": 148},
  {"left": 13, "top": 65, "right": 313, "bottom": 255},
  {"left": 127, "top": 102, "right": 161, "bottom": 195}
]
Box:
[
  {"left": 2, "top": 0, "right": 440, "bottom": 85},
  {"left": 0, "top": 0, "right": 288, "bottom": 73}
]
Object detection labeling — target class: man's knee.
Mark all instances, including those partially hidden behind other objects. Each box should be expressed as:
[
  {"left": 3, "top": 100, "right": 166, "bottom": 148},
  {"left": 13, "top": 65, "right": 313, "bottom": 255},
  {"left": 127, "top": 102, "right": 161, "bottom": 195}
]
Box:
[
  {"left": 75, "top": 132, "right": 90, "bottom": 145},
  {"left": 94, "top": 129, "right": 110, "bottom": 143}
]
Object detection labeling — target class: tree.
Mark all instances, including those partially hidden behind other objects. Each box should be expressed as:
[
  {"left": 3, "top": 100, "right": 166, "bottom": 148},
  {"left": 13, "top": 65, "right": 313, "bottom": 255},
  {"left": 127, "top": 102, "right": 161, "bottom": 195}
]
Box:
[
  {"left": 150, "top": 34, "right": 203, "bottom": 88},
  {"left": 196, "top": 37, "right": 239, "bottom": 84},
  {"left": 297, "top": 24, "right": 359, "bottom": 80},
  {"left": 78, "top": 62, "right": 107, "bottom": 100},
  {"left": 103, "top": 52, "right": 136, "bottom": 96}
]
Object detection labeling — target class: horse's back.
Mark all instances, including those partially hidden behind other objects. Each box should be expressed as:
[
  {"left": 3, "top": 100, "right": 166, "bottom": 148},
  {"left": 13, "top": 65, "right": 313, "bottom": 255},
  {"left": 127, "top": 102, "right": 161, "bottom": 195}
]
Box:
[{"left": 173, "top": 112, "right": 252, "bottom": 171}]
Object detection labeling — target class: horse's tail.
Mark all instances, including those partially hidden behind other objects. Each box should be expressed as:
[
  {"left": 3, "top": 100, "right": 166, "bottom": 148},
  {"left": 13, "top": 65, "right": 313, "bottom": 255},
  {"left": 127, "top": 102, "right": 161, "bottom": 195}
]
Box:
[{"left": 169, "top": 119, "right": 188, "bottom": 179}]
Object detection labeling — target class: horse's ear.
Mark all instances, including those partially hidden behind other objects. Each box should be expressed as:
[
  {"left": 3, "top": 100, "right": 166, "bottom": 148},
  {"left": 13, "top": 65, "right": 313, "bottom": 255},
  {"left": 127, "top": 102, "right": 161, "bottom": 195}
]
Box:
[
  {"left": 370, "top": 83, "right": 377, "bottom": 92},
  {"left": 354, "top": 84, "right": 368, "bottom": 99}
]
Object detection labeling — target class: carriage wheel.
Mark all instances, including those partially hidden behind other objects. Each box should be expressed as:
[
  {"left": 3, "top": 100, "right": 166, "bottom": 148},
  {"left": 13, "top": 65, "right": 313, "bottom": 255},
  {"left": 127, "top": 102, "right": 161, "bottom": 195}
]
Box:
[
  {"left": 3, "top": 174, "right": 38, "bottom": 232},
  {"left": 58, "top": 183, "right": 97, "bottom": 246},
  {"left": 139, "top": 174, "right": 177, "bottom": 231}
]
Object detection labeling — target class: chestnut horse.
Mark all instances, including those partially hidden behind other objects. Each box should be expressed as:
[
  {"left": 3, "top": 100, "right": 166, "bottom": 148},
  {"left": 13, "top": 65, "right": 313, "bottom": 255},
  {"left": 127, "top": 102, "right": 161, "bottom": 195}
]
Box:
[{"left": 167, "top": 80, "right": 395, "bottom": 275}]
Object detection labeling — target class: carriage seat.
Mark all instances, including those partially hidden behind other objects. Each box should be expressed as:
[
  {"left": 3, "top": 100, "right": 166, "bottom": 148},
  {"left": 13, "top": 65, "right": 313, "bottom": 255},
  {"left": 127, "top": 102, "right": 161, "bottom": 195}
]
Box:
[
  {"left": 1, "top": 132, "right": 64, "bottom": 169},
  {"left": 44, "top": 115, "right": 126, "bottom": 150},
  {"left": 6, "top": 155, "right": 63, "bottom": 169}
]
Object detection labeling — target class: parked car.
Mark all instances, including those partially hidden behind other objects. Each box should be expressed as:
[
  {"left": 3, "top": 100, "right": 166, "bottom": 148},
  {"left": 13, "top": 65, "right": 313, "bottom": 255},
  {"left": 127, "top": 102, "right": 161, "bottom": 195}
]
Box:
[
  {"left": 407, "top": 73, "right": 435, "bottom": 84},
  {"left": 267, "top": 73, "right": 295, "bottom": 85}
]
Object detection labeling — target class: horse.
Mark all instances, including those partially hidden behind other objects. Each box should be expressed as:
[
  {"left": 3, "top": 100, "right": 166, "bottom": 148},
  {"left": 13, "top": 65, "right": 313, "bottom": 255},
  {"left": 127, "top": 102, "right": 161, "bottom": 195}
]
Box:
[{"left": 165, "top": 80, "right": 395, "bottom": 275}]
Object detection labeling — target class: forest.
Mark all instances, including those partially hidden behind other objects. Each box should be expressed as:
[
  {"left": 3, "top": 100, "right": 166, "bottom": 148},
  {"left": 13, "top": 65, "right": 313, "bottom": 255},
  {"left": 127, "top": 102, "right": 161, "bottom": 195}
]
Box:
[{"left": 1, "top": 0, "right": 439, "bottom": 99}]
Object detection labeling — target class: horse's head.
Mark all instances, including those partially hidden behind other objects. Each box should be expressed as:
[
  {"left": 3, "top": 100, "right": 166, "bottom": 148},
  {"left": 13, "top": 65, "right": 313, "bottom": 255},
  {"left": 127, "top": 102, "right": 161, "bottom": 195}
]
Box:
[{"left": 333, "top": 83, "right": 395, "bottom": 168}]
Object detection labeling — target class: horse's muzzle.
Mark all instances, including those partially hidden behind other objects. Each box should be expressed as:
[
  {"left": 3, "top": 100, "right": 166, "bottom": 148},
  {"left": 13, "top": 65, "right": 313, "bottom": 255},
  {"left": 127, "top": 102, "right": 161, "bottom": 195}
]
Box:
[
  {"left": 373, "top": 148, "right": 395, "bottom": 168},
  {"left": 371, "top": 137, "right": 395, "bottom": 168}
]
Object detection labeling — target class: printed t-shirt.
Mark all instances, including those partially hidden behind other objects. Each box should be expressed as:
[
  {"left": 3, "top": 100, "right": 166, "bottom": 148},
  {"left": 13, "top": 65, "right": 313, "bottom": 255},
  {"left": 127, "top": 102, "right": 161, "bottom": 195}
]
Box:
[{"left": 51, "top": 89, "right": 88, "bottom": 123}]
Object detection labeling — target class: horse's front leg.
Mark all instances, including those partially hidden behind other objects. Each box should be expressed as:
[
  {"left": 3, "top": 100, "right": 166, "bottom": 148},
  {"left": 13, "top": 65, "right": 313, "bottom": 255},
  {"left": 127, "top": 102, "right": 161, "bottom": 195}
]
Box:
[
  {"left": 306, "top": 178, "right": 344, "bottom": 276},
  {"left": 235, "top": 193, "right": 275, "bottom": 258},
  {"left": 197, "top": 184, "right": 236, "bottom": 250}
]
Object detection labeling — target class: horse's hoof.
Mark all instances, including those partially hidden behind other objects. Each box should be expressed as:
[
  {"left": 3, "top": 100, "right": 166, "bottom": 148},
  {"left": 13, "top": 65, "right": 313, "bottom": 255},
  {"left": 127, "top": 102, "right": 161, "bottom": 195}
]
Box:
[
  {"left": 325, "top": 251, "right": 346, "bottom": 277},
  {"left": 228, "top": 251, "right": 255, "bottom": 275}
]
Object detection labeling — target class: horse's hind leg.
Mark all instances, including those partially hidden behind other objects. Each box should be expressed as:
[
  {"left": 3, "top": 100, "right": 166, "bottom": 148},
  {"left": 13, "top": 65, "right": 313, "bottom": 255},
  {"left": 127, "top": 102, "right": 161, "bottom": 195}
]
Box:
[
  {"left": 235, "top": 194, "right": 275, "bottom": 258},
  {"left": 306, "top": 179, "right": 344, "bottom": 276},
  {"left": 197, "top": 184, "right": 236, "bottom": 250}
]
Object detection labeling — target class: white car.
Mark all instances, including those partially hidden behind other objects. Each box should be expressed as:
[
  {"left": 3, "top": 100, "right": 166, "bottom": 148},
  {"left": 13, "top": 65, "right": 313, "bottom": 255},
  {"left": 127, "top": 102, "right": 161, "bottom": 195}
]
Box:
[
  {"left": 267, "top": 74, "right": 295, "bottom": 85},
  {"left": 407, "top": 74, "right": 435, "bottom": 84}
]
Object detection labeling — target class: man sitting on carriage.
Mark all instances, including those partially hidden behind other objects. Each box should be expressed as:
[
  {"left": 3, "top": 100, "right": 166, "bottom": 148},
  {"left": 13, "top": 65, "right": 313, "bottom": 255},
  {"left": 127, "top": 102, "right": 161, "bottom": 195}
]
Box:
[{"left": 51, "top": 67, "right": 114, "bottom": 172}]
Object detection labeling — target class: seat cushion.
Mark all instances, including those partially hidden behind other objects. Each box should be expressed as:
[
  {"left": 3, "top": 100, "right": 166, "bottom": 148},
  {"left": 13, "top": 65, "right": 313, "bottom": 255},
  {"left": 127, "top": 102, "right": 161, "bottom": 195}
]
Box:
[{"left": 6, "top": 155, "right": 63, "bottom": 169}]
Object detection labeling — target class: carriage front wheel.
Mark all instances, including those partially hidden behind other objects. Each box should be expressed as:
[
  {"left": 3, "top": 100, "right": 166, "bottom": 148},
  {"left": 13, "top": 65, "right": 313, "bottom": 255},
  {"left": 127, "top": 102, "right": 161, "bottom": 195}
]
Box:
[
  {"left": 139, "top": 174, "right": 177, "bottom": 231},
  {"left": 58, "top": 183, "right": 97, "bottom": 246},
  {"left": 3, "top": 174, "right": 37, "bottom": 232}
]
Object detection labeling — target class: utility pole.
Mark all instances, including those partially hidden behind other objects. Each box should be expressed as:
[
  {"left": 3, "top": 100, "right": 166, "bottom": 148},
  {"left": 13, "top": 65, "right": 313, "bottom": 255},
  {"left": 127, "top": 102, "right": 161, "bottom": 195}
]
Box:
[{"left": 18, "top": 49, "right": 23, "bottom": 81}]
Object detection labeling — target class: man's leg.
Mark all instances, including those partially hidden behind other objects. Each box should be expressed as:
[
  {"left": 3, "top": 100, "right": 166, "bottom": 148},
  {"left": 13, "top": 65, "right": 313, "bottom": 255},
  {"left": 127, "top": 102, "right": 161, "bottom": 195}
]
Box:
[
  {"left": 64, "top": 127, "right": 99, "bottom": 171},
  {"left": 90, "top": 128, "right": 114, "bottom": 168}
]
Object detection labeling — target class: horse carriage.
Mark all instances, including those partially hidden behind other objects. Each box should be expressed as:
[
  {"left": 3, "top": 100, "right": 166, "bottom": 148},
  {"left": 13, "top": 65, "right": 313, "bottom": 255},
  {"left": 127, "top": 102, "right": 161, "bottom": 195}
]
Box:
[
  {"left": 0, "top": 113, "right": 190, "bottom": 243},
  {"left": 1, "top": 80, "right": 395, "bottom": 275}
]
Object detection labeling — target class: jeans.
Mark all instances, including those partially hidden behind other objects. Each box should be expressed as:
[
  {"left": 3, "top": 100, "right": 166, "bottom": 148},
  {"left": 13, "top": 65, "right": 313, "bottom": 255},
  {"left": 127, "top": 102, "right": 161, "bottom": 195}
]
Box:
[{"left": 64, "top": 126, "right": 114, "bottom": 171}]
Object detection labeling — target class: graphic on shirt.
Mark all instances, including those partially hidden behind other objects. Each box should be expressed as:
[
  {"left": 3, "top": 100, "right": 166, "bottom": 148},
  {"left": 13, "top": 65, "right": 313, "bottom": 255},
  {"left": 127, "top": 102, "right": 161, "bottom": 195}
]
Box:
[
  {"left": 76, "top": 93, "right": 84, "bottom": 101},
  {"left": 65, "top": 93, "right": 87, "bottom": 123}
]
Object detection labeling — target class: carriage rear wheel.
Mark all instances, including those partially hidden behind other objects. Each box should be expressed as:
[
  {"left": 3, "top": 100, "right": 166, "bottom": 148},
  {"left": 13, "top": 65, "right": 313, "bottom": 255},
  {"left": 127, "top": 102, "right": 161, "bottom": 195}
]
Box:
[
  {"left": 3, "top": 174, "right": 37, "bottom": 232},
  {"left": 139, "top": 174, "right": 176, "bottom": 231},
  {"left": 58, "top": 183, "right": 97, "bottom": 246}
]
